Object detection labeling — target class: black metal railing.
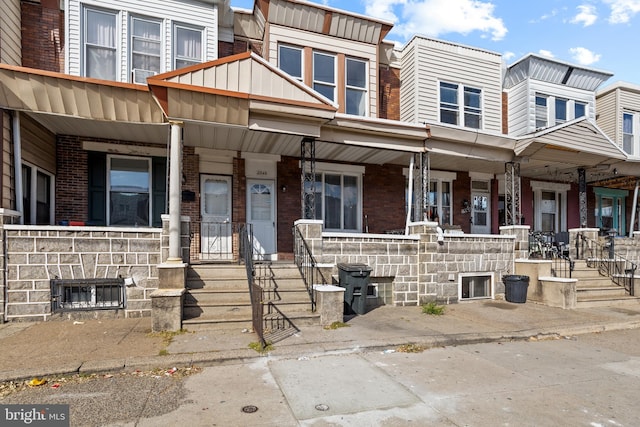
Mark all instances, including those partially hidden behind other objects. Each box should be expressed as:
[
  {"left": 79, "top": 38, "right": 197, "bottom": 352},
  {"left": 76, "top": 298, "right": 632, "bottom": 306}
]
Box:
[
  {"left": 529, "top": 231, "right": 574, "bottom": 278},
  {"left": 576, "top": 232, "right": 636, "bottom": 296},
  {"left": 190, "top": 221, "right": 243, "bottom": 262},
  {"left": 293, "top": 226, "right": 327, "bottom": 311},
  {"left": 51, "top": 278, "right": 125, "bottom": 312},
  {"left": 239, "top": 224, "right": 267, "bottom": 348}
]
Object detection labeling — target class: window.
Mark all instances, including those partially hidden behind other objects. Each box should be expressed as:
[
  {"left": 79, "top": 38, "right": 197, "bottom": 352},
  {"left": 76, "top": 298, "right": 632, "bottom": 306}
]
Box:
[
  {"left": 535, "top": 95, "right": 548, "bottom": 129},
  {"left": 575, "top": 102, "right": 586, "bottom": 119},
  {"left": 594, "top": 187, "right": 627, "bottom": 235},
  {"left": 459, "top": 272, "right": 494, "bottom": 300},
  {"left": 84, "top": 7, "right": 117, "bottom": 80},
  {"left": 346, "top": 58, "right": 367, "bottom": 116},
  {"left": 531, "top": 181, "right": 569, "bottom": 233},
  {"left": 313, "top": 52, "right": 336, "bottom": 102},
  {"left": 22, "top": 164, "right": 54, "bottom": 225},
  {"left": 439, "top": 82, "right": 482, "bottom": 129},
  {"left": 51, "top": 278, "right": 125, "bottom": 311},
  {"left": 623, "top": 112, "right": 640, "bottom": 156},
  {"left": 131, "top": 16, "right": 161, "bottom": 83},
  {"left": 555, "top": 98, "right": 567, "bottom": 124},
  {"left": 427, "top": 179, "right": 452, "bottom": 225},
  {"left": 108, "top": 156, "right": 151, "bottom": 226},
  {"left": 304, "top": 166, "right": 361, "bottom": 231},
  {"left": 278, "top": 45, "right": 303, "bottom": 81},
  {"left": 173, "top": 24, "right": 202, "bottom": 69}
]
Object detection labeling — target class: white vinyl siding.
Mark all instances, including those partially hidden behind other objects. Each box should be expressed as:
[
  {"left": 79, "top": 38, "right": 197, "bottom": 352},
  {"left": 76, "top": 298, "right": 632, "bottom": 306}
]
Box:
[
  {"left": 267, "top": 24, "right": 379, "bottom": 117},
  {"left": 399, "top": 37, "right": 503, "bottom": 132},
  {"left": 0, "top": 0, "right": 22, "bottom": 65},
  {"left": 66, "top": 0, "right": 218, "bottom": 80},
  {"left": 595, "top": 89, "right": 616, "bottom": 141}
]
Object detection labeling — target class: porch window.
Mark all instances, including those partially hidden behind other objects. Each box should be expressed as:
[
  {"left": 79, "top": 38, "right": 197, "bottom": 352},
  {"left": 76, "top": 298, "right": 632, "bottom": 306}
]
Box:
[
  {"left": 173, "top": 24, "right": 203, "bottom": 69},
  {"left": 83, "top": 7, "right": 117, "bottom": 80},
  {"left": 594, "top": 187, "right": 627, "bottom": 235},
  {"left": 306, "top": 167, "right": 361, "bottom": 232},
  {"left": 346, "top": 57, "right": 367, "bottom": 116},
  {"left": 278, "top": 44, "right": 303, "bottom": 81},
  {"left": 535, "top": 95, "right": 548, "bottom": 129},
  {"left": 427, "top": 180, "right": 452, "bottom": 225},
  {"left": 108, "top": 156, "right": 151, "bottom": 226},
  {"left": 313, "top": 51, "right": 336, "bottom": 102},
  {"left": 623, "top": 112, "right": 639, "bottom": 156},
  {"left": 531, "top": 181, "right": 569, "bottom": 233},
  {"left": 459, "top": 272, "right": 494, "bottom": 300},
  {"left": 131, "top": 16, "right": 161, "bottom": 83},
  {"left": 22, "top": 164, "right": 54, "bottom": 225},
  {"left": 439, "top": 82, "right": 482, "bottom": 129}
]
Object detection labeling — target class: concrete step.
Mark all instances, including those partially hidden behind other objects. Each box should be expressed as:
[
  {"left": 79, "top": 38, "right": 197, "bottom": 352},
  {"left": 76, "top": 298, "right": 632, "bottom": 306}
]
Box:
[
  {"left": 576, "top": 295, "right": 640, "bottom": 308},
  {"left": 576, "top": 286, "right": 628, "bottom": 299},
  {"left": 576, "top": 276, "right": 618, "bottom": 288},
  {"left": 181, "top": 314, "right": 253, "bottom": 331},
  {"left": 184, "top": 289, "right": 250, "bottom": 305},
  {"left": 188, "top": 264, "right": 248, "bottom": 280}
]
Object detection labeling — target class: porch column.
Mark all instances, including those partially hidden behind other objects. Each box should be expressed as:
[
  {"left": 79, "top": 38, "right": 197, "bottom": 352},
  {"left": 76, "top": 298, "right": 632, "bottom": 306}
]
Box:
[
  {"left": 168, "top": 121, "right": 183, "bottom": 262},
  {"left": 505, "top": 162, "right": 521, "bottom": 226},
  {"left": 578, "top": 168, "right": 587, "bottom": 227},
  {"left": 630, "top": 179, "right": 639, "bottom": 237},
  {"left": 12, "top": 112, "right": 23, "bottom": 224},
  {"left": 301, "top": 137, "right": 316, "bottom": 219}
]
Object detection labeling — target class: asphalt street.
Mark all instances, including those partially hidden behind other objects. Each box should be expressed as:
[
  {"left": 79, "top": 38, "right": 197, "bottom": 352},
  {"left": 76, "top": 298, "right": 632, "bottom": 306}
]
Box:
[{"left": 3, "top": 328, "right": 639, "bottom": 426}]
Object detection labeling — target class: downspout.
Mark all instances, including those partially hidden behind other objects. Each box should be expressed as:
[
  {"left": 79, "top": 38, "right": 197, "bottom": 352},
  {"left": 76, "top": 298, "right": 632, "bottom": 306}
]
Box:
[
  {"left": 12, "top": 112, "right": 23, "bottom": 224},
  {"left": 630, "top": 179, "right": 639, "bottom": 237},
  {"left": 405, "top": 154, "right": 415, "bottom": 235}
]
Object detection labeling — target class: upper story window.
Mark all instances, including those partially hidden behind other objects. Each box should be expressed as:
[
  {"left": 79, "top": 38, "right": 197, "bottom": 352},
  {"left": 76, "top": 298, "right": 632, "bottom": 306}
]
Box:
[
  {"left": 84, "top": 7, "right": 117, "bottom": 80},
  {"left": 575, "top": 102, "right": 586, "bottom": 118},
  {"left": 313, "top": 51, "right": 336, "bottom": 102},
  {"left": 535, "top": 95, "right": 548, "bottom": 128},
  {"left": 536, "top": 93, "right": 588, "bottom": 130},
  {"left": 131, "top": 16, "right": 161, "bottom": 83},
  {"left": 346, "top": 57, "right": 367, "bottom": 116},
  {"left": 555, "top": 98, "right": 567, "bottom": 124},
  {"left": 439, "top": 82, "right": 482, "bottom": 129},
  {"left": 173, "top": 24, "right": 203, "bottom": 69},
  {"left": 278, "top": 45, "right": 303, "bottom": 81},
  {"left": 623, "top": 112, "right": 639, "bottom": 156}
]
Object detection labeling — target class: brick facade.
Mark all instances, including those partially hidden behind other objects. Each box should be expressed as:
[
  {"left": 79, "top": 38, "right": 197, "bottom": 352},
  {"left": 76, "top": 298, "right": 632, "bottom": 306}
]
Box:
[
  {"left": 56, "top": 135, "right": 89, "bottom": 223},
  {"left": 379, "top": 66, "right": 401, "bottom": 121},
  {"left": 362, "top": 163, "right": 406, "bottom": 233},
  {"left": 21, "top": 0, "right": 64, "bottom": 72}
]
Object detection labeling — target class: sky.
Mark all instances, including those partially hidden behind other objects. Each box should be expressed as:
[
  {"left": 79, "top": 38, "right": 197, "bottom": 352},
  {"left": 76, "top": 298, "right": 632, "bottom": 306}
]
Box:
[{"left": 230, "top": 0, "right": 640, "bottom": 88}]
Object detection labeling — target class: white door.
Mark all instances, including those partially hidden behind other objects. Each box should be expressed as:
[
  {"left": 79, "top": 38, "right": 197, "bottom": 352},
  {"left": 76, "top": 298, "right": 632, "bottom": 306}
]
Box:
[
  {"left": 471, "top": 192, "right": 491, "bottom": 234},
  {"left": 247, "top": 179, "right": 276, "bottom": 260},
  {"left": 200, "top": 175, "right": 232, "bottom": 260}
]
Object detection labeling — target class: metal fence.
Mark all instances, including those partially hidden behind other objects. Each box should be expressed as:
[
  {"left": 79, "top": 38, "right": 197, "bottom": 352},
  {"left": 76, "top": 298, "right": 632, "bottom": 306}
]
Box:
[
  {"left": 190, "top": 221, "right": 242, "bottom": 262},
  {"left": 293, "top": 226, "right": 327, "bottom": 310},
  {"left": 529, "top": 231, "right": 574, "bottom": 278}
]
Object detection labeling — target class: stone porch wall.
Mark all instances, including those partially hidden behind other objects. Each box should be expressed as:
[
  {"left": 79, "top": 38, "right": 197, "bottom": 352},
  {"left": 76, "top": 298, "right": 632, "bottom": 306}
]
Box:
[
  {"left": 3, "top": 225, "right": 162, "bottom": 321},
  {"left": 296, "top": 220, "right": 517, "bottom": 306}
]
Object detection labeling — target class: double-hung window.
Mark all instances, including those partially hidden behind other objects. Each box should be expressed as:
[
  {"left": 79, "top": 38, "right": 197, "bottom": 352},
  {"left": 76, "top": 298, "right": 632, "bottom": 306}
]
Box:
[
  {"left": 439, "top": 82, "right": 482, "bottom": 129},
  {"left": 131, "top": 16, "right": 161, "bottom": 83},
  {"left": 173, "top": 24, "right": 203, "bottom": 69},
  {"left": 84, "top": 7, "right": 117, "bottom": 80},
  {"left": 623, "top": 112, "right": 639, "bottom": 156},
  {"left": 575, "top": 102, "right": 586, "bottom": 119},
  {"left": 555, "top": 98, "right": 567, "bottom": 124},
  {"left": 22, "top": 164, "right": 54, "bottom": 225},
  {"left": 346, "top": 57, "right": 367, "bottom": 116},
  {"left": 313, "top": 52, "right": 336, "bottom": 102},
  {"left": 108, "top": 156, "right": 151, "bottom": 227},
  {"left": 535, "top": 95, "right": 548, "bottom": 129},
  {"left": 278, "top": 45, "right": 303, "bottom": 81}
]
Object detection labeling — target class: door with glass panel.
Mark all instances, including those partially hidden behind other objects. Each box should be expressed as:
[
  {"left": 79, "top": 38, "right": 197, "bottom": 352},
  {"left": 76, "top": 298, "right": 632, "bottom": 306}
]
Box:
[
  {"left": 200, "top": 175, "right": 232, "bottom": 260},
  {"left": 471, "top": 193, "right": 490, "bottom": 234},
  {"left": 247, "top": 179, "right": 276, "bottom": 260}
]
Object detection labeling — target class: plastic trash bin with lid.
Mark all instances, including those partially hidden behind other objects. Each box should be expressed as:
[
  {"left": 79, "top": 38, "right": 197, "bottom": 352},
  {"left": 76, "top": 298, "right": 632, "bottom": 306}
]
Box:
[
  {"left": 337, "top": 263, "right": 372, "bottom": 315},
  {"left": 502, "top": 274, "right": 529, "bottom": 303}
]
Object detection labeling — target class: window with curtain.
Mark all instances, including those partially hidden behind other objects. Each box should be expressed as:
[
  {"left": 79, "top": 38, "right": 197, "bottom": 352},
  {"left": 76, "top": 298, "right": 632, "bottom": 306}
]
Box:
[
  {"left": 346, "top": 58, "right": 367, "bottom": 116},
  {"left": 131, "top": 16, "right": 161, "bottom": 83},
  {"left": 174, "top": 24, "right": 203, "bottom": 69},
  {"left": 278, "top": 44, "right": 303, "bottom": 81},
  {"left": 84, "top": 8, "right": 117, "bottom": 80},
  {"left": 313, "top": 52, "right": 336, "bottom": 102}
]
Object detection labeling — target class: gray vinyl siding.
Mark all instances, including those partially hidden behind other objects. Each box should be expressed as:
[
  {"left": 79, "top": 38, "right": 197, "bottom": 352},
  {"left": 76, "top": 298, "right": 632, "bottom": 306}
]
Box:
[
  {"left": 399, "top": 44, "right": 417, "bottom": 123},
  {"left": 596, "top": 90, "right": 618, "bottom": 144},
  {"left": 399, "top": 37, "right": 503, "bottom": 132},
  {"left": 0, "top": 0, "right": 21, "bottom": 66},
  {"left": 66, "top": 0, "right": 218, "bottom": 81},
  {"left": 20, "top": 115, "right": 56, "bottom": 176},
  {"left": 506, "top": 81, "right": 530, "bottom": 136}
]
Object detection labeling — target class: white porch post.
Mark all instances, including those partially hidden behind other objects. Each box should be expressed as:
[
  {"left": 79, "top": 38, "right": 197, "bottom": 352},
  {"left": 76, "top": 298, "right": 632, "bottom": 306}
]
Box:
[
  {"left": 168, "top": 121, "right": 183, "bottom": 262},
  {"left": 630, "top": 179, "right": 639, "bottom": 237},
  {"left": 12, "top": 112, "right": 23, "bottom": 224}
]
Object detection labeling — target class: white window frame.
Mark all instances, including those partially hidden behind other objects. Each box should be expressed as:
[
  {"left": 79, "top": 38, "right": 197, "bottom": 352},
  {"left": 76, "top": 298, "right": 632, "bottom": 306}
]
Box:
[
  {"left": 439, "top": 81, "right": 483, "bottom": 129},
  {"left": 555, "top": 97, "right": 568, "bottom": 124},
  {"left": 21, "top": 162, "right": 55, "bottom": 225},
  {"left": 535, "top": 94, "right": 548, "bottom": 129},
  {"left": 623, "top": 111, "right": 640, "bottom": 157},
  {"left": 427, "top": 171, "right": 456, "bottom": 225},
  {"left": 313, "top": 51, "right": 337, "bottom": 102},
  {"left": 82, "top": 6, "right": 118, "bottom": 80},
  {"left": 536, "top": 93, "right": 589, "bottom": 129},
  {"left": 130, "top": 15, "right": 162, "bottom": 84},
  {"left": 345, "top": 57, "right": 368, "bottom": 116},
  {"left": 458, "top": 272, "right": 494, "bottom": 301},
  {"left": 106, "top": 155, "right": 153, "bottom": 227},
  {"left": 278, "top": 44, "right": 303, "bottom": 81},
  {"left": 574, "top": 101, "right": 587, "bottom": 119},
  {"left": 173, "top": 23, "right": 203, "bottom": 69},
  {"left": 531, "top": 181, "right": 569, "bottom": 233}
]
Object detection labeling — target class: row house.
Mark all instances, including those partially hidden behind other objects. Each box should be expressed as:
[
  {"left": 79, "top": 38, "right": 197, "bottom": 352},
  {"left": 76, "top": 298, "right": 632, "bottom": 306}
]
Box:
[{"left": 0, "top": 0, "right": 638, "bottom": 328}]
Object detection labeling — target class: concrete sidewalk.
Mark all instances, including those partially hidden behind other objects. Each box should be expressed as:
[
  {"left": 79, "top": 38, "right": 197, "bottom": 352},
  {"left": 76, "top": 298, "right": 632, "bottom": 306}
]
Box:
[{"left": 2, "top": 300, "right": 640, "bottom": 383}]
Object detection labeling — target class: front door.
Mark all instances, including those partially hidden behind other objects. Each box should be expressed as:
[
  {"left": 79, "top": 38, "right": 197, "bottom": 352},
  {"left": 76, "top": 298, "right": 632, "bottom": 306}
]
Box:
[
  {"left": 471, "top": 192, "right": 491, "bottom": 234},
  {"left": 247, "top": 179, "right": 276, "bottom": 260},
  {"left": 200, "top": 175, "right": 232, "bottom": 260}
]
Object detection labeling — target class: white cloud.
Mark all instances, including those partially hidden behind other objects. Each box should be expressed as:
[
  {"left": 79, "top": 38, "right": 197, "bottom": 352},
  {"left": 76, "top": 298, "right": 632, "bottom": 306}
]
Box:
[
  {"left": 503, "top": 51, "right": 515, "bottom": 60},
  {"left": 569, "top": 47, "right": 602, "bottom": 65},
  {"left": 365, "top": 0, "right": 507, "bottom": 41},
  {"left": 604, "top": 0, "right": 640, "bottom": 23},
  {"left": 570, "top": 4, "right": 598, "bottom": 26},
  {"left": 538, "top": 49, "right": 555, "bottom": 58},
  {"left": 530, "top": 8, "right": 559, "bottom": 23}
]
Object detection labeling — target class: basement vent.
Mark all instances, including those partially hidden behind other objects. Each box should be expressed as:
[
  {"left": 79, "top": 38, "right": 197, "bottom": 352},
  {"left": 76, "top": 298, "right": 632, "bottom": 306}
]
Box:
[{"left": 51, "top": 278, "right": 126, "bottom": 312}]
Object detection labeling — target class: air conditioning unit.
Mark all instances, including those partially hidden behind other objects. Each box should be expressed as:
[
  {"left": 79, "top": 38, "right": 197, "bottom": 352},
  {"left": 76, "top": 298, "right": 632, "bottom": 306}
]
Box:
[{"left": 132, "top": 68, "right": 157, "bottom": 84}]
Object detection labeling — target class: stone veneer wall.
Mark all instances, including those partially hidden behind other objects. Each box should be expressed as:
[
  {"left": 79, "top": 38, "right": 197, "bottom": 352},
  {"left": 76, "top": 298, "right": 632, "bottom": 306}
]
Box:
[
  {"left": 296, "top": 220, "right": 517, "bottom": 306},
  {"left": 3, "top": 225, "right": 162, "bottom": 321}
]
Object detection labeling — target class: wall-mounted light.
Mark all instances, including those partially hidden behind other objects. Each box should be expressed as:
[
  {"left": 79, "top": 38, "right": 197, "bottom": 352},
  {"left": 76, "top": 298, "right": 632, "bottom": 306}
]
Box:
[
  {"left": 281, "top": 185, "right": 287, "bottom": 193},
  {"left": 613, "top": 168, "right": 618, "bottom": 175}
]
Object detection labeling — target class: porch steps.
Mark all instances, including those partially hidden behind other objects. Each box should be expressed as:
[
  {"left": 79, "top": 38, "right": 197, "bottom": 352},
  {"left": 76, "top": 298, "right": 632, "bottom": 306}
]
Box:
[{"left": 572, "top": 260, "right": 640, "bottom": 308}]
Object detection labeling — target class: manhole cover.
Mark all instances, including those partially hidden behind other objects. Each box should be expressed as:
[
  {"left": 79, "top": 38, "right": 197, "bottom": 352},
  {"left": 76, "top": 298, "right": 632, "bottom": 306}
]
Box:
[
  {"left": 315, "top": 404, "right": 330, "bottom": 411},
  {"left": 242, "top": 405, "right": 258, "bottom": 413}
]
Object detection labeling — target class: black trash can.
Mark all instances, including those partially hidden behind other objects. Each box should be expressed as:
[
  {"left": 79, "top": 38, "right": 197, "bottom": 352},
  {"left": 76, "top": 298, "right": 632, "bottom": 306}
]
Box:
[
  {"left": 503, "top": 275, "right": 529, "bottom": 303},
  {"left": 337, "top": 263, "right": 372, "bottom": 315}
]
